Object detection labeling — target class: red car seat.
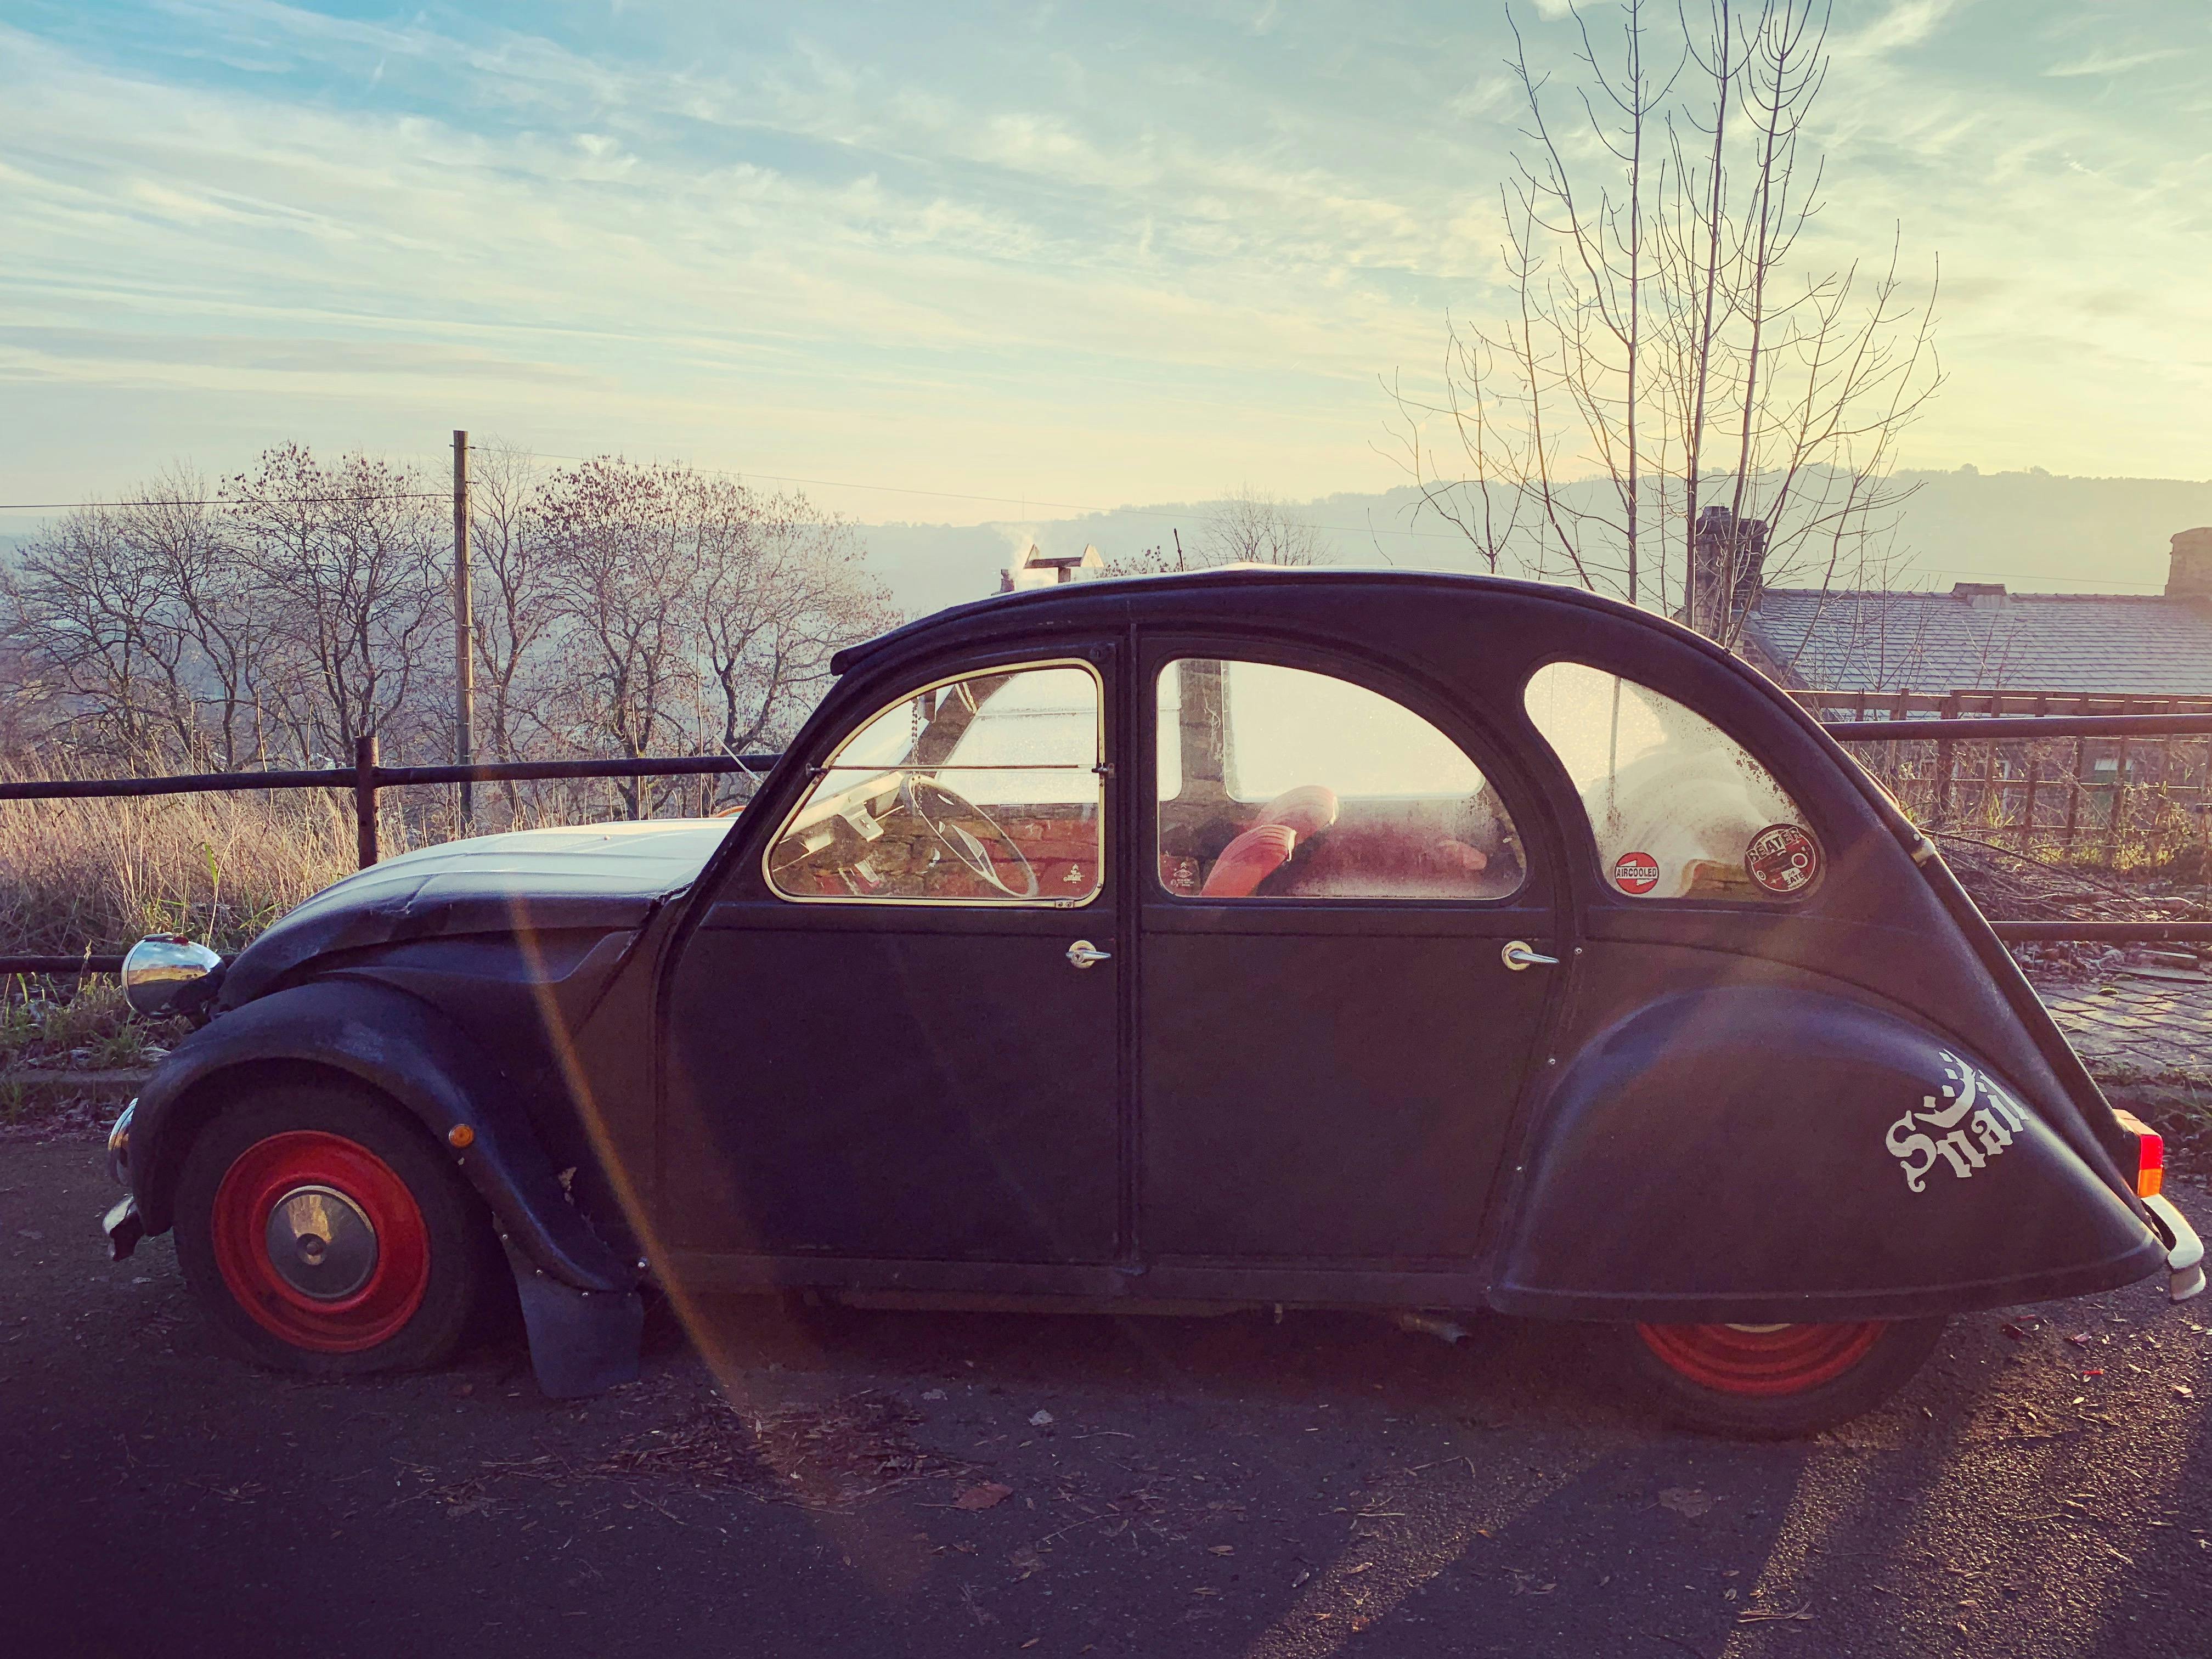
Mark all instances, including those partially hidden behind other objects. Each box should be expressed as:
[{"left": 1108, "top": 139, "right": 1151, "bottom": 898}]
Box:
[{"left": 1198, "top": 785, "right": 1340, "bottom": 898}]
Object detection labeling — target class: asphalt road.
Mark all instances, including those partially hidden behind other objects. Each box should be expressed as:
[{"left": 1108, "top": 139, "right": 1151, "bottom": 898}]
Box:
[{"left": 5, "top": 1137, "right": 2210, "bottom": 1659}]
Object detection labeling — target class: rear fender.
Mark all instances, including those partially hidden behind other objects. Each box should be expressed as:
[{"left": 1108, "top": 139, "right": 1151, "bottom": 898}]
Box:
[
  {"left": 131, "top": 977, "right": 636, "bottom": 1296},
  {"left": 1491, "top": 986, "right": 2164, "bottom": 1323}
]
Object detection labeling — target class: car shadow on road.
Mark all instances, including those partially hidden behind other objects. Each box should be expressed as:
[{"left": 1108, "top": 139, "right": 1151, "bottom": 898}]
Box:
[{"left": 659, "top": 1290, "right": 1650, "bottom": 1431}]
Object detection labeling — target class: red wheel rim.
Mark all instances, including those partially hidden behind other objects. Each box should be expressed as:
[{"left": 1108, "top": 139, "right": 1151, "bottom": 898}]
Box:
[
  {"left": 1637, "top": 1322, "right": 1886, "bottom": 1397},
  {"left": 210, "top": 1131, "right": 431, "bottom": 1353}
]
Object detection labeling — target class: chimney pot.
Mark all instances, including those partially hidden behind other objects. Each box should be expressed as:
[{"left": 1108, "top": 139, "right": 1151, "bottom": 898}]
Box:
[{"left": 2168, "top": 528, "right": 2212, "bottom": 599}]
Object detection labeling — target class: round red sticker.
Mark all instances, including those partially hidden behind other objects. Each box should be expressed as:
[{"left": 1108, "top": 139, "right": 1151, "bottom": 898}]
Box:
[
  {"left": 1612, "top": 851, "right": 1660, "bottom": 895},
  {"left": 1745, "top": 822, "right": 1821, "bottom": 895}
]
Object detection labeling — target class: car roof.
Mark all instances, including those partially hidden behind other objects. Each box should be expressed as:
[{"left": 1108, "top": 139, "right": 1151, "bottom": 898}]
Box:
[{"left": 829, "top": 565, "right": 1679, "bottom": 678}]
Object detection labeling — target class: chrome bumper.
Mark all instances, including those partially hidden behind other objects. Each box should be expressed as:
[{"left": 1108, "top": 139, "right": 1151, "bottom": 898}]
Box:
[
  {"left": 105, "top": 1099, "right": 135, "bottom": 1189},
  {"left": 103, "top": 1195, "right": 143, "bottom": 1262},
  {"left": 100, "top": 1099, "right": 142, "bottom": 1261},
  {"left": 2143, "top": 1193, "right": 2206, "bottom": 1302}
]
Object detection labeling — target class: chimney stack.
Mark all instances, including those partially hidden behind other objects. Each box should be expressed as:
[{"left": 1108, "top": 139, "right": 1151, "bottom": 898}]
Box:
[
  {"left": 1688, "top": 506, "right": 1769, "bottom": 637},
  {"left": 2168, "top": 528, "right": 2212, "bottom": 599}
]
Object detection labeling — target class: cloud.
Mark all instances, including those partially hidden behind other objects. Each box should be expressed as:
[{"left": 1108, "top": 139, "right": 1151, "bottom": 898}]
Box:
[
  {"left": 1450, "top": 75, "right": 1518, "bottom": 121},
  {"left": 1834, "top": 0, "right": 1969, "bottom": 58},
  {"left": 2045, "top": 46, "right": 2190, "bottom": 79},
  {"left": 3, "top": 0, "right": 2209, "bottom": 504}
]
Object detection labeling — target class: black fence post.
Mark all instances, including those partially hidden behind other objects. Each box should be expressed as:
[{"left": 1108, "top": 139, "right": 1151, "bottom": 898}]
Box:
[{"left": 354, "top": 732, "right": 380, "bottom": 868}]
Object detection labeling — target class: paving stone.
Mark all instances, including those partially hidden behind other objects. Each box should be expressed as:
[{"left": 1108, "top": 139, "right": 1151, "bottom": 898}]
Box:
[{"left": 2038, "top": 973, "right": 2212, "bottom": 1077}]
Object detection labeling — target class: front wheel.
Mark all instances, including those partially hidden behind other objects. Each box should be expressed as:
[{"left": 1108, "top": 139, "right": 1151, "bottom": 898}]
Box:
[
  {"left": 174, "top": 1080, "right": 499, "bottom": 1375},
  {"left": 1616, "top": 1317, "right": 1948, "bottom": 1438}
]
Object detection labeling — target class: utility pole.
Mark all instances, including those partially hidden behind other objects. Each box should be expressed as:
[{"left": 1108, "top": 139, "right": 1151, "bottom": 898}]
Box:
[{"left": 453, "top": 429, "right": 475, "bottom": 828}]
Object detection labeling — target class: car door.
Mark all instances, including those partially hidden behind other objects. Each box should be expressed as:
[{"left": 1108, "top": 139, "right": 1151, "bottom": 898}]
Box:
[
  {"left": 658, "top": 648, "right": 1124, "bottom": 1267},
  {"left": 1138, "top": 642, "right": 1562, "bottom": 1266}
]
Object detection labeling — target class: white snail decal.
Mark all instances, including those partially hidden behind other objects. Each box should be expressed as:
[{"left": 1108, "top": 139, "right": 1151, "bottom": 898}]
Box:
[{"left": 1886, "top": 1051, "right": 2030, "bottom": 1193}]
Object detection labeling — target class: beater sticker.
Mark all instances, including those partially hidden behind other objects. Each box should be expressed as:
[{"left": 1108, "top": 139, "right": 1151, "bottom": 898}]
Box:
[
  {"left": 1744, "top": 822, "right": 1821, "bottom": 895},
  {"left": 1611, "top": 851, "right": 1661, "bottom": 894}
]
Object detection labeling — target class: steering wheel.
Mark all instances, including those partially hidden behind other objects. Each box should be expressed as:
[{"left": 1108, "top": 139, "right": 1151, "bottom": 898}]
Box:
[{"left": 899, "top": 775, "right": 1040, "bottom": 899}]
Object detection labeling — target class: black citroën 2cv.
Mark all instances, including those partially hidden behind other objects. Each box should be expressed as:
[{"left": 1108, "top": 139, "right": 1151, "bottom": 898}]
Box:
[{"left": 105, "top": 570, "right": 2202, "bottom": 1437}]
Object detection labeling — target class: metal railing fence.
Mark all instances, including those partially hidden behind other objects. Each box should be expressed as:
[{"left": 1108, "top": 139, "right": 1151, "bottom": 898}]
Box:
[
  {"left": 0, "top": 734, "right": 782, "bottom": 976},
  {"left": 1793, "top": 688, "right": 2212, "bottom": 871},
  {"left": 9, "top": 702, "right": 2212, "bottom": 977}
]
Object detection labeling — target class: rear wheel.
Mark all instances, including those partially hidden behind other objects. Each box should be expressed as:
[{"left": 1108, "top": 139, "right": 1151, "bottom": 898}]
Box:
[
  {"left": 174, "top": 1080, "right": 498, "bottom": 1375},
  {"left": 1618, "top": 1317, "right": 1948, "bottom": 1438}
]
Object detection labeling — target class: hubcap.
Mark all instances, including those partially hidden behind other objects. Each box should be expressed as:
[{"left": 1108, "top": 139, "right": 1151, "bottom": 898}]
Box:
[
  {"left": 210, "top": 1129, "right": 432, "bottom": 1353},
  {"left": 263, "top": 1184, "right": 379, "bottom": 1300}
]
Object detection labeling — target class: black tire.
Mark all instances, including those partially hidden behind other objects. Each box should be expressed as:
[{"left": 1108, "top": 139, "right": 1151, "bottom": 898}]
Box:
[
  {"left": 173, "top": 1078, "right": 500, "bottom": 1376},
  {"left": 1614, "top": 1316, "right": 1949, "bottom": 1439}
]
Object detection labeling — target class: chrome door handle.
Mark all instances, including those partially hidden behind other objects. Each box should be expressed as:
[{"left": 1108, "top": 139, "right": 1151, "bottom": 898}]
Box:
[
  {"left": 1500, "top": 939, "right": 1560, "bottom": 972},
  {"left": 1065, "top": 939, "right": 1113, "bottom": 970}
]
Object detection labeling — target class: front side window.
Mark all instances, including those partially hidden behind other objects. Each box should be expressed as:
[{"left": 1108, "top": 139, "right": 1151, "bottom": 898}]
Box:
[
  {"left": 1155, "top": 657, "right": 1522, "bottom": 900},
  {"left": 768, "top": 662, "right": 1103, "bottom": 904},
  {"left": 1525, "top": 661, "right": 1820, "bottom": 901}
]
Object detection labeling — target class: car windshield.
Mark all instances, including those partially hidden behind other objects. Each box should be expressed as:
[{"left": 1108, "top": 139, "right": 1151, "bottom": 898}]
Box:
[
  {"left": 814, "top": 665, "right": 1098, "bottom": 808},
  {"left": 769, "top": 662, "right": 1103, "bottom": 903}
]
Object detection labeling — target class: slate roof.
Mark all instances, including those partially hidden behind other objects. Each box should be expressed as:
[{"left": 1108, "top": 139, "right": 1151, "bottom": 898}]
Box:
[{"left": 1742, "top": 588, "right": 2212, "bottom": 696}]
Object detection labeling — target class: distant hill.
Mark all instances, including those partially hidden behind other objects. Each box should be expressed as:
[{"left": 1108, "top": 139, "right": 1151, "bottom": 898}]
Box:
[
  {"left": 856, "top": 469, "right": 2212, "bottom": 620},
  {"left": 10, "top": 471, "right": 2208, "bottom": 628}
]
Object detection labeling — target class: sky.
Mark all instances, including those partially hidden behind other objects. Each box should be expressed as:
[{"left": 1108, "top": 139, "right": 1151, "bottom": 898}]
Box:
[{"left": 1, "top": 0, "right": 2208, "bottom": 532}]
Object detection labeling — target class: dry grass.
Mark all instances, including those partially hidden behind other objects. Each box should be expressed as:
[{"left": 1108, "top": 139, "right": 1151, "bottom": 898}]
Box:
[
  {"left": 0, "top": 774, "right": 631, "bottom": 1094},
  {"left": 0, "top": 767, "right": 657, "bottom": 961},
  {"left": 0, "top": 787, "right": 358, "bottom": 957}
]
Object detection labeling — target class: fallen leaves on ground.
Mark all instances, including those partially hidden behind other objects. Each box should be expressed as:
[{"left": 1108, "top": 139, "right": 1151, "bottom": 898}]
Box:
[
  {"left": 955, "top": 1481, "right": 1014, "bottom": 1511},
  {"left": 415, "top": 1389, "right": 979, "bottom": 1517}
]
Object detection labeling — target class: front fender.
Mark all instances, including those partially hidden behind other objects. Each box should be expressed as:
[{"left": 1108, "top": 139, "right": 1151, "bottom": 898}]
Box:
[
  {"left": 131, "top": 977, "right": 635, "bottom": 1294},
  {"left": 1490, "top": 986, "right": 2164, "bottom": 1323}
]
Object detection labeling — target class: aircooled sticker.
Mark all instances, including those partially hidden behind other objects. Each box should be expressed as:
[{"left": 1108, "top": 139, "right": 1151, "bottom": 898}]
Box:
[
  {"left": 1612, "top": 851, "right": 1660, "bottom": 894},
  {"left": 1887, "top": 1051, "right": 2029, "bottom": 1192},
  {"left": 1745, "top": 822, "right": 1821, "bottom": 895}
]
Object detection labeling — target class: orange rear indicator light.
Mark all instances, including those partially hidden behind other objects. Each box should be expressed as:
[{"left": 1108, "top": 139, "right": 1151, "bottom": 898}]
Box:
[
  {"left": 2138, "top": 1129, "right": 2165, "bottom": 1198},
  {"left": 2115, "top": 1109, "right": 2164, "bottom": 1198}
]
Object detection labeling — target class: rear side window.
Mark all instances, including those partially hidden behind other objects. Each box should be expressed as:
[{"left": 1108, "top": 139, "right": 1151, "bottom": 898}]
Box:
[
  {"left": 1525, "top": 662, "right": 1820, "bottom": 901},
  {"left": 1156, "top": 657, "right": 1522, "bottom": 900}
]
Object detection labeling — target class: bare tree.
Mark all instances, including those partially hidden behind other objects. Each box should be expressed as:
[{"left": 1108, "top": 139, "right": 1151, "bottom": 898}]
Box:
[
  {"left": 223, "top": 445, "right": 447, "bottom": 761},
  {"left": 1385, "top": 0, "right": 1942, "bottom": 645},
  {"left": 463, "top": 442, "right": 564, "bottom": 801},
  {"left": 1, "top": 505, "right": 193, "bottom": 764},
  {"left": 2, "top": 448, "right": 894, "bottom": 822},
  {"left": 1194, "top": 486, "right": 1331, "bottom": 567},
  {"left": 692, "top": 489, "right": 895, "bottom": 787},
  {"left": 127, "top": 470, "right": 279, "bottom": 769},
  {"left": 532, "top": 457, "right": 895, "bottom": 816},
  {"left": 534, "top": 460, "right": 704, "bottom": 812}
]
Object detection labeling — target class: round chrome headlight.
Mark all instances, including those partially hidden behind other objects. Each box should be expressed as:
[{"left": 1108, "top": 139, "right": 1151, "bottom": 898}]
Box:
[{"left": 121, "top": 935, "right": 223, "bottom": 1017}]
